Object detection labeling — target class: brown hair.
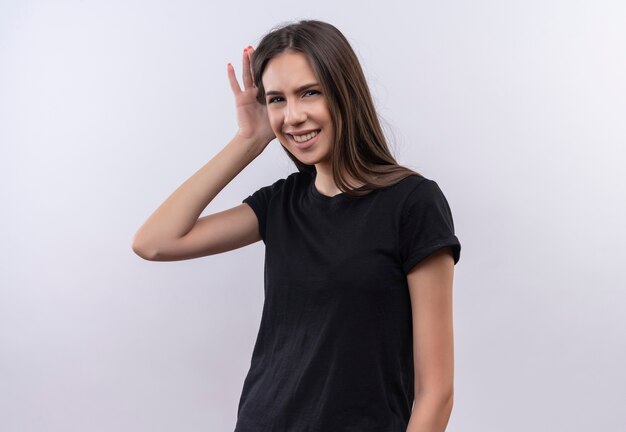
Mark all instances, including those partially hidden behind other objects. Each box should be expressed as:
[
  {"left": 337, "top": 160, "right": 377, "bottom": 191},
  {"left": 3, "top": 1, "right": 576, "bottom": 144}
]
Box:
[{"left": 251, "top": 19, "right": 421, "bottom": 196}]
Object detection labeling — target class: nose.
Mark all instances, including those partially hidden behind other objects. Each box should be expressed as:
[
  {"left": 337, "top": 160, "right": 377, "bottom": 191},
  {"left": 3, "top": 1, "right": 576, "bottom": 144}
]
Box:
[{"left": 283, "top": 100, "right": 306, "bottom": 126}]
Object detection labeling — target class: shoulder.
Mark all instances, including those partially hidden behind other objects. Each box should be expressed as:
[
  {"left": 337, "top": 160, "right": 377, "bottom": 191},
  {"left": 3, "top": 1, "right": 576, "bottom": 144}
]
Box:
[
  {"left": 378, "top": 173, "right": 436, "bottom": 206},
  {"left": 245, "top": 171, "right": 309, "bottom": 201},
  {"left": 405, "top": 175, "right": 445, "bottom": 201},
  {"left": 272, "top": 171, "right": 312, "bottom": 195},
  {"left": 395, "top": 174, "right": 461, "bottom": 268},
  {"left": 391, "top": 174, "right": 455, "bottom": 219},
  {"left": 284, "top": 170, "right": 311, "bottom": 186}
]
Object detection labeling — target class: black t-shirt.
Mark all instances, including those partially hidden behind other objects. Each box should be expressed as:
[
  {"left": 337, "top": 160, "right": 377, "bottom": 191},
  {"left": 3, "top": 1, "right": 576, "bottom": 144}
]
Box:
[{"left": 235, "top": 170, "right": 461, "bottom": 432}]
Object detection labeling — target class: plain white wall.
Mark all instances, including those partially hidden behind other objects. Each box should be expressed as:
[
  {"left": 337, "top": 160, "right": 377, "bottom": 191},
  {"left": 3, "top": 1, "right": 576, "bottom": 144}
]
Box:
[{"left": 1, "top": 1, "right": 625, "bottom": 431}]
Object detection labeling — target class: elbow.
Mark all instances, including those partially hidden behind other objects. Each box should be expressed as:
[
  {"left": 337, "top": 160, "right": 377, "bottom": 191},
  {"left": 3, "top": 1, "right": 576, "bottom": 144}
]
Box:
[
  {"left": 430, "top": 388, "right": 453, "bottom": 411},
  {"left": 414, "top": 387, "right": 454, "bottom": 415},
  {"left": 440, "top": 387, "right": 453, "bottom": 407},
  {"left": 408, "top": 389, "right": 454, "bottom": 432},
  {"left": 131, "top": 234, "right": 157, "bottom": 261},
  {"left": 132, "top": 244, "right": 154, "bottom": 261},
  {"left": 443, "top": 390, "right": 454, "bottom": 414}
]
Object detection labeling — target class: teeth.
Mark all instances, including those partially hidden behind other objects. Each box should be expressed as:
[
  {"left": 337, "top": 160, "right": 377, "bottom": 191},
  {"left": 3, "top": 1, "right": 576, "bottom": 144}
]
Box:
[{"left": 292, "top": 130, "right": 319, "bottom": 143}]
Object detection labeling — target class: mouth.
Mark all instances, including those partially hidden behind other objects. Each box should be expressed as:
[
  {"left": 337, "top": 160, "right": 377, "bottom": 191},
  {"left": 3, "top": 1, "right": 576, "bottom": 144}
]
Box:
[{"left": 287, "top": 129, "right": 321, "bottom": 149}]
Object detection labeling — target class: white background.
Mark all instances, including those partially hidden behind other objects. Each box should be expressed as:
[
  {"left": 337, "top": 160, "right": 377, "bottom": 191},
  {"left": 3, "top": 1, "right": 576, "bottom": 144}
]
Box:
[{"left": 1, "top": 1, "right": 625, "bottom": 431}]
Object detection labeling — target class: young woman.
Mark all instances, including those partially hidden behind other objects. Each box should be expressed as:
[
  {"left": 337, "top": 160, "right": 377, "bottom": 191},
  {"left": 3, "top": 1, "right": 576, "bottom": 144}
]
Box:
[{"left": 133, "top": 19, "right": 461, "bottom": 432}]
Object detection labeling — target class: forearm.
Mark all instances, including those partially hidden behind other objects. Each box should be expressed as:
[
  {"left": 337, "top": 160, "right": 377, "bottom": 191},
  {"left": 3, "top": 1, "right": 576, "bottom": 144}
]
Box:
[
  {"left": 406, "top": 392, "right": 454, "bottom": 432},
  {"left": 132, "top": 133, "right": 264, "bottom": 256}
]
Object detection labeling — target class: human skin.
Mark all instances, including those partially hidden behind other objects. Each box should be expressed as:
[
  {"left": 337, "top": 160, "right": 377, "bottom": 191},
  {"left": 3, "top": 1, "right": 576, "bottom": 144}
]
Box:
[
  {"left": 262, "top": 49, "right": 456, "bottom": 432},
  {"left": 132, "top": 45, "right": 456, "bottom": 431},
  {"left": 131, "top": 46, "right": 272, "bottom": 260},
  {"left": 405, "top": 247, "right": 456, "bottom": 432},
  {"left": 261, "top": 50, "right": 363, "bottom": 196}
]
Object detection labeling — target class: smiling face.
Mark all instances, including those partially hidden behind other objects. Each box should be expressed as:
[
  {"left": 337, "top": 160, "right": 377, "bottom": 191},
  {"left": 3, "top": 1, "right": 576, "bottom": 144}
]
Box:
[{"left": 261, "top": 50, "right": 335, "bottom": 170}]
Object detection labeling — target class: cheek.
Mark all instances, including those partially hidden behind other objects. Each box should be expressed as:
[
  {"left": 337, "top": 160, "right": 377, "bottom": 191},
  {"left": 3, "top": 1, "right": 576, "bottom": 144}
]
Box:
[
  {"left": 267, "top": 112, "right": 282, "bottom": 132},
  {"left": 314, "top": 105, "right": 332, "bottom": 126}
]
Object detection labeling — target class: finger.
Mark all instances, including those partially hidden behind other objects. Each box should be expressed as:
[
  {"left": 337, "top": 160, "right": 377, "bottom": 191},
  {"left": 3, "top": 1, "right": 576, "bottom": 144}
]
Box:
[
  {"left": 247, "top": 46, "right": 256, "bottom": 87},
  {"left": 227, "top": 63, "right": 242, "bottom": 95},
  {"left": 242, "top": 47, "right": 253, "bottom": 89}
]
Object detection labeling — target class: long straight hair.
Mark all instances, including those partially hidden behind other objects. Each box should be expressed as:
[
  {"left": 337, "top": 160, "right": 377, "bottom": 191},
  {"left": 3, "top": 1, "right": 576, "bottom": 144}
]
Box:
[{"left": 251, "top": 20, "right": 422, "bottom": 196}]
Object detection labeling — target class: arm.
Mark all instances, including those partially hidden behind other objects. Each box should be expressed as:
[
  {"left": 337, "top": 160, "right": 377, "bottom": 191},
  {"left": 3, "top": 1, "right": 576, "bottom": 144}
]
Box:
[
  {"left": 132, "top": 45, "right": 276, "bottom": 260},
  {"left": 131, "top": 134, "right": 264, "bottom": 260},
  {"left": 405, "top": 247, "right": 456, "bottom": 432}
]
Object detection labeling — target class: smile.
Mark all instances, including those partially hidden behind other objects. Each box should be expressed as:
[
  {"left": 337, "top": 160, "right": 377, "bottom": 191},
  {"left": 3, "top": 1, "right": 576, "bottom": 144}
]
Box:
[{"left": 290, "top": 130, "right": 320, "bottom": 143}]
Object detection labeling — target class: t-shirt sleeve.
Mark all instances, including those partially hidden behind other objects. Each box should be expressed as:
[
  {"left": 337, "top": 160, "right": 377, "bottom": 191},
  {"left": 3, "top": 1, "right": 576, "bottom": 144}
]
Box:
[
  {"left": 399, "top": 179, "right": 461, "bottom": 274},
  {"left": 242, "top": 178, "right": 285, "bottom": 243}
]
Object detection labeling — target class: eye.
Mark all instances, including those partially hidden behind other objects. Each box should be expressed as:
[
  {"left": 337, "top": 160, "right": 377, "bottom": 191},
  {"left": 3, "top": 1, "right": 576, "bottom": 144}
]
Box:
[{"left": 267, "top": 90, "right": 321, "bottom": 104}]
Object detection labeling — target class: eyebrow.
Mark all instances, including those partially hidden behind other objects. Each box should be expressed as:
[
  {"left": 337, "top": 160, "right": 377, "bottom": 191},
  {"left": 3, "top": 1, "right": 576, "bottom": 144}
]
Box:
[{"left": 265, "top": 82, "right": 319, "bottom": 97}]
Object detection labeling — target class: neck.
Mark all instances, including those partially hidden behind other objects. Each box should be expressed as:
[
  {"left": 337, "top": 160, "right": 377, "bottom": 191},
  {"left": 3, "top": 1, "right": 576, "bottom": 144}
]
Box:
[{"left": 313, "top": 164, "right": 364, "bottom": 196}]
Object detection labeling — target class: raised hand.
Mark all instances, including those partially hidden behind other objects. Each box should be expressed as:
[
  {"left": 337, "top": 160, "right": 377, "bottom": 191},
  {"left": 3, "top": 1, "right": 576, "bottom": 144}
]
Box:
[{"left": 227, "top": 46, "right": 275, "bottom": 146}]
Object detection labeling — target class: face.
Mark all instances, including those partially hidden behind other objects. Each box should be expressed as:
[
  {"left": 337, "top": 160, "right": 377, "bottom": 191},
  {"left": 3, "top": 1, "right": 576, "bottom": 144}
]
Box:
[{"left": 261, "top": 51, "right": 334, "bottom": 169}]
